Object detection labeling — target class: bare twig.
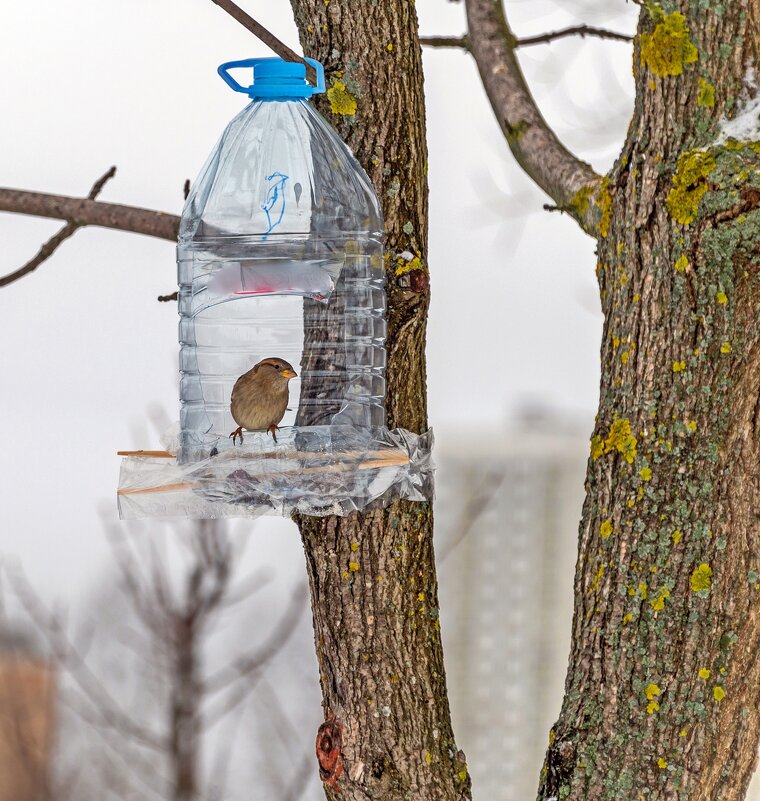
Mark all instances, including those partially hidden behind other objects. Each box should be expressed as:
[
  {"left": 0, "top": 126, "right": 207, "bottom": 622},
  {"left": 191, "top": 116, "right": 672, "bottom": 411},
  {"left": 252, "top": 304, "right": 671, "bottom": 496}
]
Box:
[
  {"left": 0, "top": 167, "right": 117, "bottom": 288},
  {"left": 518, "top": 24, "right": 632, "bottom": 47},
  {"left": 464, "top": 0, "right": 602, "bottom": 237},
  {"left": 420, "top": 25, "right": 632, "bottom": 51},
  {"left": 158, "top": 291, "right": 178, "bottom": 302},
  {"left": 419, "top": 35, "right": 470, "bottom": 50},
  {"left": 210, "top": 0, "right": 317, "bottom": 85}
]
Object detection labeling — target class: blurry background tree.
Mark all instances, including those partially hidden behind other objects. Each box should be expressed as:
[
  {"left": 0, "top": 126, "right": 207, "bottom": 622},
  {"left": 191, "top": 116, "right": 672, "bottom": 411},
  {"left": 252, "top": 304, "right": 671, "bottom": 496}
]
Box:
[
  {"left": 1, "top": 1, "right": 760, "bottom": 801},
  {"left": 1, "top": 518, "right": 309, "bottom": 801}
]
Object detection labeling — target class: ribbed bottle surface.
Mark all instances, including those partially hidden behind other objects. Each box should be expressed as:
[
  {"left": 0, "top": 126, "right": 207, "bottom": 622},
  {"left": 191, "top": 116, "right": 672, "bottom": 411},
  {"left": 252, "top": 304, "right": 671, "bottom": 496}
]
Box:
[{"left": 177, "top": 98, "right": 385, "bottom": 462}]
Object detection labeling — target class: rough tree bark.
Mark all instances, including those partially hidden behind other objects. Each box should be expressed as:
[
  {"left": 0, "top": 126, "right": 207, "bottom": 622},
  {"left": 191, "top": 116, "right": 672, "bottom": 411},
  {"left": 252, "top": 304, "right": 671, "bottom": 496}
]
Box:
[
  {"left": 288, "top": 3, "right": 470, "bottom": 800},
  {"left": 467, "top": 1, "right": 760, "bottom": 799}
]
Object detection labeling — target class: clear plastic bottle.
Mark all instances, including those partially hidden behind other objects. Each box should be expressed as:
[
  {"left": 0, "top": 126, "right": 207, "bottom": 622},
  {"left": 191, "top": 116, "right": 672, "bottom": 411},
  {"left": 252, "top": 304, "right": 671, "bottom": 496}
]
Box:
[{"left": 178, "top": 58, "right": 386, "bottom": 463}]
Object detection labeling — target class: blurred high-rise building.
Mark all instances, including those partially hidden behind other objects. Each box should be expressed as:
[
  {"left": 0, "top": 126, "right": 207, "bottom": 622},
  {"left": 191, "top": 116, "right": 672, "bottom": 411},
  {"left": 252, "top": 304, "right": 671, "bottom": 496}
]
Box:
[{"left": 0, "top": 630, "right": 55, "bottom": 801}]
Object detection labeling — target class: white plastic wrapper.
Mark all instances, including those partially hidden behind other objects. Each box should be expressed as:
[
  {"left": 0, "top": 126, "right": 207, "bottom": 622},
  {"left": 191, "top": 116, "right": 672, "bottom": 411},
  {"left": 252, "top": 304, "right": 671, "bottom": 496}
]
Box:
[{"left": 118, "top": 425, "right": 433, "bottom": 520}]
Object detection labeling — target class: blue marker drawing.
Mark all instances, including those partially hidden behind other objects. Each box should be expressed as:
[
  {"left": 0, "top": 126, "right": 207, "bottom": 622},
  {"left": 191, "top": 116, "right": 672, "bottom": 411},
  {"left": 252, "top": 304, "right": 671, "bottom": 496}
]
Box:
[{"left": 261, "top": 172, "right": 288, "bottom": 237}]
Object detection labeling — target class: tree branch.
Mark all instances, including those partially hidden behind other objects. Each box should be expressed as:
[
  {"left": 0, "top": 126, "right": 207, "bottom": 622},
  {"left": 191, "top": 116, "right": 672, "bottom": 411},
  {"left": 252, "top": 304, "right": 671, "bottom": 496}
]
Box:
[
  {"left": 0, "top": 188, "right": 179, "bottom": 243},
  {"left": 0, "top": 167, "right": 120, "bottom": 288},
  {"left": 420, "top": 25, "right": 632, "bottom": 51},
  {"left": 210, "top": 0, "right": 317, "bottom": 85},
  {"left": 464, "top": 0, "right": 604, "bottom": 237}
]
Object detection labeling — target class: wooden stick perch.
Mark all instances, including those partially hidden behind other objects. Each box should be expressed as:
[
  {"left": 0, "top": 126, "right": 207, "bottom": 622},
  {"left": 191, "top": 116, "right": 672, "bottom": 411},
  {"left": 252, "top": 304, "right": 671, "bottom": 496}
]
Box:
[{"left": 117, "top": 449, "right": 410, "bottom": 496}]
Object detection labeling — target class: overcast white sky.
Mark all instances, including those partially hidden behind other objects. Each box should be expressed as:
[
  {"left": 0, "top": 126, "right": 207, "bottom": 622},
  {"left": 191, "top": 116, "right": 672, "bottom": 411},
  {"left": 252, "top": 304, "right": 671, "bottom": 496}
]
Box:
[{"left": 0, "top": 1, "right": 638, "bottom": 599}]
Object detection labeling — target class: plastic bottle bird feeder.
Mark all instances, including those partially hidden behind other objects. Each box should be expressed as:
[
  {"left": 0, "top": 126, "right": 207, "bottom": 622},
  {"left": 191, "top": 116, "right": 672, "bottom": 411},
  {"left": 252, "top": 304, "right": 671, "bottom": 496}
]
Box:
[{"left": 117, "top": 57, "right": 433, "bottom": 519}]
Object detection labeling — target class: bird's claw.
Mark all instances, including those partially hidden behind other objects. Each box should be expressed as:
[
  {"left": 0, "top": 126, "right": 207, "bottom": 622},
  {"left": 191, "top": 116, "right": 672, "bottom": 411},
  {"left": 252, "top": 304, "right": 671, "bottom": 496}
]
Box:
[
  {"left": 267, "top": 424, "right": 280, "bottom": 443},
  {"left": 229, "top": 427, "right": 243, "bottom": 445}
]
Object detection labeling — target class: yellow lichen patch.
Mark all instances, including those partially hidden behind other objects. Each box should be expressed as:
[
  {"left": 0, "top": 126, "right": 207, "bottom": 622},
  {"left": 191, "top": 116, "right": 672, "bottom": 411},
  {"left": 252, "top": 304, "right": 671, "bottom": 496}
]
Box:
[
  {"left": 690, "top": 562, "right": 713, "bottom": 592},
  {"left": 672, "top": 529, "right": 683, "bottom": 545},
  {"left": 720, "top": 341, "right": 732, "bottom": 354},
  {"left": 698, "top": 667, "right": 711, "bottom": 679},
  {"left": 638, "top": 581, "right": 648, "bottom": 600},
  {"left": 417, "top": 592, "right": 425, "bottom": 602},
  {"left": 640, "top": 12, "right": 698, "bottom": 77},
  {"left": 458, "top": 766, "right": 468, "bottom": 782},
  {"left": 591, "top": 564, "right": 605, "bottom": 592},
  {"left": 673, "top": 361, "right": 686, "bottom": 373},
  {"left": 351, "top": 542, "right": 359, "bottom": 551},
  {"left": 600, "top": 519, "right": 613, "bottom": 540},
  {"left": 716, "top": 291, "right": 728, "bottom": 304},
  {"left": 650, "top": 587, "right": 670, "bottom": 611},
  {"left": 686, "top": 420, "right": 697, "bottom": 433},
  {"left": 571, "top": 178, "right": 611, "bottom": 236},
  {"left": 680, "top": 728, "right": 688, "bottom": 737},
  {"left": 425, "top": 752, "right": 433, "bottom": 765},
  {"left": 395, "top": 254, "right": 425, "bottom": 276},
  {"left": 386, "top": 43, "right": 394, "bottom": 52},
  {"left": 647, "top": 701, "right": 660, "bottom": 714},
  {"left": 603, "top": 418, "right": 638, "bottom": 463},
  {"left": 596, "top": 177, "right": 612, "bottom": 238},
  {"left": 697, "top": 79, "right": 715, "bottom": 108},
  {"left": 645, "top": 683, "right": 661, "bottom": 701},
  {"left": 657, "top": 757, "right": 669, "bottom": 769},
  {"left": 675, "top": 254, "right": 689, "bottom": 272},
  {"left": 327, "top": 80, "right": 358, "bottom": 115},
  {"left": 621, "top": 350, "right": 630, "bottom": 365},
  {"left": 349, "top": 561, "right": 360, "bottom": 572},
  {"left": 571, "top": 183, "right": 596, "bottom": 218},
  {"left": 590, "top": 435, "right": 604, "bottom": 460},
  {"left": 666, "top": 150, "right": 716, "bottom": 225},
  {"left": 623, "top": 612, "right": 633, "bottom": 624},
  {"left": 713, "top": 686, "right": 726, "bottom": 701},
  {"left": 640, "top": 466, "right": 653, "bottom": 481}
]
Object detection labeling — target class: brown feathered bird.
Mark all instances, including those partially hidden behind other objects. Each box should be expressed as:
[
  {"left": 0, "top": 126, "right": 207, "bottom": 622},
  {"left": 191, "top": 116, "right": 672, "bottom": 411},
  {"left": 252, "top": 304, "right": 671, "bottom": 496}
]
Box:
[{"left": 229, "top": 357, "right": 297, "bottom": 445}]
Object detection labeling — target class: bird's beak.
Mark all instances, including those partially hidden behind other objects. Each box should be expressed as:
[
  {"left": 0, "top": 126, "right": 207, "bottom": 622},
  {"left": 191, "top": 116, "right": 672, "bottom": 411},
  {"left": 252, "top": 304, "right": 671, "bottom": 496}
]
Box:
[{"left": 281, "top": 368, "right": 297, "bottom": 379}]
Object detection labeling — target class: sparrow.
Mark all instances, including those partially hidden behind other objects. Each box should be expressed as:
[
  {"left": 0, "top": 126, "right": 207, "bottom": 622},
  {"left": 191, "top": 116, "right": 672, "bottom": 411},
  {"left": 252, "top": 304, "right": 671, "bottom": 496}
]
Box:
[{"left": 229, "top": 357, "right": 297, "bottom": 445}]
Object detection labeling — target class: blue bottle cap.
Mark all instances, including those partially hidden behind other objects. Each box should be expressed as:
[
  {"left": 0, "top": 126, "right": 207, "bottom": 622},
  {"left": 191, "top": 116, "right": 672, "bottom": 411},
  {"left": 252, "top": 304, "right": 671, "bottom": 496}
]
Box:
[{"left": 218, "top": 57, "right": 326, "bottom": 99}]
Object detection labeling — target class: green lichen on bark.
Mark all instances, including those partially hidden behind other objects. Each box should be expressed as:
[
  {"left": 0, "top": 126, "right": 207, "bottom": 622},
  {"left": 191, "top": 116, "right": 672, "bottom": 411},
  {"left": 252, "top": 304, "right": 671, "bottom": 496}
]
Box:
[
  {"left": 697, "top": 78, "right": 716, "bottom": 107},
  {"left": 570, "top": 183, "right": 595, "bottom": 218},
  {"left": 596, "top": 178, "right": 612, "bottom": 238},
  {"left": 665, "top": 149, "right": 716, "bottom": 224},
  {"left": 640, "top": 12, "right": 699, "bottom": 78},
  {"left": 570, "top": 177, "right": 612, "bottom": 237}
]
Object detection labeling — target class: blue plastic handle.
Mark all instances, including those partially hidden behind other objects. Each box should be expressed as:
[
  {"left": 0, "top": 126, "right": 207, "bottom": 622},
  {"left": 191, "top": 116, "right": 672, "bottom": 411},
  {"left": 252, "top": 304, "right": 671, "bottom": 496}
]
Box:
[{"left": 217, "top": 58, "right": 325, "bottom": 97}]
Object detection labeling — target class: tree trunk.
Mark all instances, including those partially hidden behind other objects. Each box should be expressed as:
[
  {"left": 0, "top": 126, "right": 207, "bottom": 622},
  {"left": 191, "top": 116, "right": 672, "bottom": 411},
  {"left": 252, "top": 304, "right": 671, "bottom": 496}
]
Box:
[
  {"left": 289, "top": 2, "right": 470, "bottom": 800},
  {"left": 539, "top": 5, "right": 760, "bottom": 800},
  {"left": 170, "top": 617, "right": 200, "bottom": 801}
]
